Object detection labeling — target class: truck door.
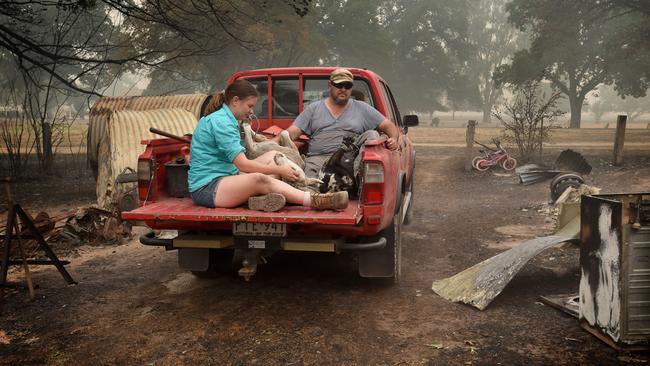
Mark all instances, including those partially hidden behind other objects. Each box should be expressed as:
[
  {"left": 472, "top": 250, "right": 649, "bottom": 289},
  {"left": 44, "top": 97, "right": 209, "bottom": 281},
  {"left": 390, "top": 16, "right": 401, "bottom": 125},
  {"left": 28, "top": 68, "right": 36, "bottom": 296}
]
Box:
[{"left": 380, "top": 81, "right": 412, "bottom": 178}]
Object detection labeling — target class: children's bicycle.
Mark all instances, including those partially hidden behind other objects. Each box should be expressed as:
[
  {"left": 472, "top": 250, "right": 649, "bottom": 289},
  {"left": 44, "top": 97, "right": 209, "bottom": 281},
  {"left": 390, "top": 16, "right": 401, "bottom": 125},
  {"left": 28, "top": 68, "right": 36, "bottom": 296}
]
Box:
[{"left": 472, "top": 139, "right": 517, "bottom": 171}]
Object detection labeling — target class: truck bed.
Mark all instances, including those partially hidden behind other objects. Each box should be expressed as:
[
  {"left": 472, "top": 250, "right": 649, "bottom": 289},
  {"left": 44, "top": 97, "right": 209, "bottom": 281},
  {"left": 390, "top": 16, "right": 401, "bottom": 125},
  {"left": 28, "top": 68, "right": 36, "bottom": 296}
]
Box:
[{"left": 121, "top": 196, "right": 362, "bottom": 225}]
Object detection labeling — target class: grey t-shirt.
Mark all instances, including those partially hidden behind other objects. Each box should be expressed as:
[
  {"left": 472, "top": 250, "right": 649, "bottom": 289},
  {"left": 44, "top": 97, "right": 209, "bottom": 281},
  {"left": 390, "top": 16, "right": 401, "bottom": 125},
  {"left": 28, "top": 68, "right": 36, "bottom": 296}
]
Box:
[{"left": 294, "top": 99, "right": 386, "bottom": 155}]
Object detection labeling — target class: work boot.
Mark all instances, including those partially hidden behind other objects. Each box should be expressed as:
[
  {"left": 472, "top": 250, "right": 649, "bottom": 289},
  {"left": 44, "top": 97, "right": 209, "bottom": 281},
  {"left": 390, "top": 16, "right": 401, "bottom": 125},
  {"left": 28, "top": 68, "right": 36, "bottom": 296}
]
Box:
[
  {"left": 248, "top": 193, "right": 286, "bottom": 212},
  {"left": 310, "top": 191, "right": 349, "bottom": 210}
]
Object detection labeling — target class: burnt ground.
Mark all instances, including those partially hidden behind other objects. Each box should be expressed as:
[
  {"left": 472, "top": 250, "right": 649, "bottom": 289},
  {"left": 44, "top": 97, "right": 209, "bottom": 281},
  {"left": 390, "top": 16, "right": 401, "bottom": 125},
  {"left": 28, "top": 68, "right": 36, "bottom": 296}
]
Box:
[{"left": 1, "top": 146, "right": 650, "bottom": 365}]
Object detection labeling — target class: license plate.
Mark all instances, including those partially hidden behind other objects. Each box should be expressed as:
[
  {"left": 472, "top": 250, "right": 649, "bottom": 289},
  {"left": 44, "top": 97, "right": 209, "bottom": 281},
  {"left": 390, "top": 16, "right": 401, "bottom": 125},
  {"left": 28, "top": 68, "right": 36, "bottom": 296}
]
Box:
[{"left": 233, "top": 222, "right": 286, "bottom": 237}]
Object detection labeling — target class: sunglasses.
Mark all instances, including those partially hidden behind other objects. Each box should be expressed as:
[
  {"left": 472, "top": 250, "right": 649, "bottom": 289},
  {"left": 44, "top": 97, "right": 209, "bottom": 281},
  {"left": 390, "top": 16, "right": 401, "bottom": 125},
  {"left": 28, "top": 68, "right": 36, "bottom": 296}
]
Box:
[{"left": 332, "top": 81, "right": 354, "bottom": 90}]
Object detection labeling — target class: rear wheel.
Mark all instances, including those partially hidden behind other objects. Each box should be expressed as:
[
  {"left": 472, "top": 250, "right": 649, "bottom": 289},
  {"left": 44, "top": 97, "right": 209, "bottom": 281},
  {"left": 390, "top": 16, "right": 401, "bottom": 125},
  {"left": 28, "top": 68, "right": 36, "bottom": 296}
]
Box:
[
  {"left": 403, "top": 181, "right": 414, "bottom": 225},
  {"left": 475, "top": 159, "right": 491, "bottom": 171},
  {"left": 403, "top": 158, "right": 415, "bottom": 225},
  {"left": 501, "top": 157, "right": 517, "bottom": 171}
]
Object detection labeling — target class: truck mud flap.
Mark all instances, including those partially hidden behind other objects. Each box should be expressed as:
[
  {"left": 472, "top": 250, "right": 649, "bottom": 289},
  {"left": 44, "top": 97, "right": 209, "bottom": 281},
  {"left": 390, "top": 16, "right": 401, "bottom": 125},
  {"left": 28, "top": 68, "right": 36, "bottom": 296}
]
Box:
[
  {"left": 178, "top": 248, "right": 210, "bottom": 272},
  {"left": 357, "top": 249, "right": 395, "bottom": 278},
  {"left": 343, "top": 237, "right": 395, "bottom": 278}
]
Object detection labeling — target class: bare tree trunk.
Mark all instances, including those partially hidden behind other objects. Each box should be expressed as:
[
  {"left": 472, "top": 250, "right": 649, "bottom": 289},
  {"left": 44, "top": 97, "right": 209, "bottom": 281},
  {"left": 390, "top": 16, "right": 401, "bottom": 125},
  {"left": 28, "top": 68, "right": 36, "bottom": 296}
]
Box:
[
  {"left": 482, "top": 104, "right": 492, "bottom": 124},
  {"left": 613, "top": 115, "right": 627, "bottom": 166},
  {"left": 465, "top": 120, "right": 477, "bottom": 172},
  {"left": 43, "top": 122, "right": 53, "bottom": 172},
  {"left": 568, "top": 95, "right": 583, "bottom": 128}
]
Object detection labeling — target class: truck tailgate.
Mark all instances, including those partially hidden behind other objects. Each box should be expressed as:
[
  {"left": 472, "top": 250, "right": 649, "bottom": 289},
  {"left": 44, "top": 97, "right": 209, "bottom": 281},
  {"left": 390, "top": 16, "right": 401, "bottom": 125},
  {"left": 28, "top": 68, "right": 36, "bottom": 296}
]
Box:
[{"left": 122, "top": 197, "right": 362, "bottom": 225}]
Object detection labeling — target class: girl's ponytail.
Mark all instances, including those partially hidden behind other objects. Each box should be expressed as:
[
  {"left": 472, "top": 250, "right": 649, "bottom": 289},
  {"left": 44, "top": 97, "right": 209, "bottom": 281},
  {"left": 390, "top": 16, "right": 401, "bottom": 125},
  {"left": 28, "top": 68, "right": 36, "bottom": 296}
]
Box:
[
  {"left": 203, "top": 79, "right": 258, "bottom": 116},
  {"left": 203, "top": 91, "right": 225, "bottom": 116}
]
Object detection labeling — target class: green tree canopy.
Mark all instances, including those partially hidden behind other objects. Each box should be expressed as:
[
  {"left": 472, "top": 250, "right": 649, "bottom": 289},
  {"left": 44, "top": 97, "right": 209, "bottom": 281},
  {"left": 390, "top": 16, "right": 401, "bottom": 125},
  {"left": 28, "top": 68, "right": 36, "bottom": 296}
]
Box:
[
  {"left": 142, "top": 0, "right": 475, "bottom": 115},
  {"left": 495, "top": 0, "right": 650, "bottom": 128},
  {"left": 383, "top": 0, "right": 473, "bottom": 113},
  {"left": 467, "top": 0, "right": 526, "bottom": 123},
  {"left": 590, "top": 85, "right": 650, "bottom": 123}
]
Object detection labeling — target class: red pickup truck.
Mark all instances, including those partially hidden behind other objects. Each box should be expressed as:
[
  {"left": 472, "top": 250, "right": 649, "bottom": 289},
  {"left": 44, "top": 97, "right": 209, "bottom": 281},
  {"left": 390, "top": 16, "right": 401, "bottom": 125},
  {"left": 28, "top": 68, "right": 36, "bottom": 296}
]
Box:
[{"left": 121, "top": 67, "right": 418, "bottom": 281}]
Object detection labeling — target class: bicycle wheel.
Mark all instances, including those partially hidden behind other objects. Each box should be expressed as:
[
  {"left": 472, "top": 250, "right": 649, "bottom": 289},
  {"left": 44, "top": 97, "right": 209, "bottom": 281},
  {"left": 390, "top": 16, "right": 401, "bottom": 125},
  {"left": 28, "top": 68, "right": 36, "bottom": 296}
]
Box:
[
  {"left": 475, "top": 159, "right": 491, "bottom": 171},
  {"left": 501, "top": 157, "right": 517, "bottom": 171},
  {"left": 472, "top": 156, "right": 484, "bottom": 169}
]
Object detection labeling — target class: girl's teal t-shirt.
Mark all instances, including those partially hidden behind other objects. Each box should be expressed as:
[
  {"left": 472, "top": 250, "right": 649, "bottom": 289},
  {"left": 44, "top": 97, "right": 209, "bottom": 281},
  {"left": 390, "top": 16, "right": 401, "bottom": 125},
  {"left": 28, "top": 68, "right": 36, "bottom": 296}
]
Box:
[{"left": 188, "top": 105, "right": 245, "bottom": 192}]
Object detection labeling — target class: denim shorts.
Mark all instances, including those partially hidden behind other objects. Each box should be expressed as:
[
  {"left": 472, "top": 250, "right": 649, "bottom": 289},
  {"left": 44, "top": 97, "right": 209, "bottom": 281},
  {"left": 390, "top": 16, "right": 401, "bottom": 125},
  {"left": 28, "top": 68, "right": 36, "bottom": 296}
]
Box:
[{"left": 190, "top": 176, "right": 223, "bottom": 208}]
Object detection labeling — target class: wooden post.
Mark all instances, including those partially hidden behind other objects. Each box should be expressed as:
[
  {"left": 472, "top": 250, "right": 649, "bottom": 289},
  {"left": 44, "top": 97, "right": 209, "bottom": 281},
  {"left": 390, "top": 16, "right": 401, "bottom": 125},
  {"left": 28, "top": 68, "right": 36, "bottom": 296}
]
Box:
[
  {"left": 613, "top": 115, "right": 627, "bottom": 166},
  {"left": 465, "top": 120, "right": 477, "bottom": 171}
]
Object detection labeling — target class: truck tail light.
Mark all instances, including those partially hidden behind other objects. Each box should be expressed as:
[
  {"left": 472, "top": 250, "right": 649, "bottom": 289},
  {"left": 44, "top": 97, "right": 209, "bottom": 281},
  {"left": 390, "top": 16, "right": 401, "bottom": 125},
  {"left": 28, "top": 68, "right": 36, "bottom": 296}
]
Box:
[
  {"left": 138, "top": 159, "right": 152, "bottom": 181},
  {"left": 138, "top": 159, "right": 153, "bottom": 203},
  {"left": 362, "top": 162, "right": 384, "bottom": 204}
]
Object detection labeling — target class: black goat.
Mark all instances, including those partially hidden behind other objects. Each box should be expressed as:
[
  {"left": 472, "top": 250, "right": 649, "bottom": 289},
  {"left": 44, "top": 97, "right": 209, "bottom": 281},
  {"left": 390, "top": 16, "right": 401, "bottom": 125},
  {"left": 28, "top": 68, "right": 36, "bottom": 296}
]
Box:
[{"left": 318, "top": 135, "right": 359, "bottom": 196}]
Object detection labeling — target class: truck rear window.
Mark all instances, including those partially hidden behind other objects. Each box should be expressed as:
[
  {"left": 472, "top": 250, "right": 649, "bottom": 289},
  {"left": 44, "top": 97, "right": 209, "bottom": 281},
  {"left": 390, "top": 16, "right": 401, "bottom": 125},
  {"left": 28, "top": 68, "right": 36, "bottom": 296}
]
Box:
[
  {"left": 247, "top": 77, "right": 269, "bottom": 118},
  {"left": 272, "top": 78, "right": 299, "bottom": 118}
]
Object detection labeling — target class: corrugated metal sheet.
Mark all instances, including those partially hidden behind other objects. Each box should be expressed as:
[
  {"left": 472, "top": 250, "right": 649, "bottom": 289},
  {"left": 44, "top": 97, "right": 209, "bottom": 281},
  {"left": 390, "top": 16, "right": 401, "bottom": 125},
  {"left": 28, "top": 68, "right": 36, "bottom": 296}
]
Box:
[
  {"left": 88, "top": 94, "right": 208, "bottom": 172},
  {"left": 96, "top": 108, "right": 198, "bottom": 209}
]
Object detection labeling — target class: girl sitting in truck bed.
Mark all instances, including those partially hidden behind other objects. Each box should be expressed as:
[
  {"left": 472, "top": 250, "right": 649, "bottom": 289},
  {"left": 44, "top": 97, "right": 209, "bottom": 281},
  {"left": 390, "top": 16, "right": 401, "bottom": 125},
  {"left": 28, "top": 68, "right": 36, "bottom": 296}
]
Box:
[{"left": 188, "top": 79, "right": 348, "bottom": 212}]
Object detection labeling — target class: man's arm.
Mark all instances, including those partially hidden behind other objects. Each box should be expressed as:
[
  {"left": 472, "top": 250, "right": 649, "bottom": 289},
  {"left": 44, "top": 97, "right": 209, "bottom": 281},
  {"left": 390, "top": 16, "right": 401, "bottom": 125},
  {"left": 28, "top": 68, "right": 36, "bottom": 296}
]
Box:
[
  {"left": 286, "top": 125, "right": 304, "bottom": 140},
  {"left": 377, "top": 119, "right": 399, "bottom": 150},
  {"left": 271, "top": 125, "right": 303, "bottom": 143}
]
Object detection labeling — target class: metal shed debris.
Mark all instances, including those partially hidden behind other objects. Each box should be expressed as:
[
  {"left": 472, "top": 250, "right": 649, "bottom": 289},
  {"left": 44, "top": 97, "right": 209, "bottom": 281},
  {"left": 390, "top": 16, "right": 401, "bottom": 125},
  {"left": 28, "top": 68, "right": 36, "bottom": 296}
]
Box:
[
  {"left": 88, "top": 94, "right": 208, "bottom": 176},
  {"left": 95, "top": 108, "right": 198, "bottom": 210}
]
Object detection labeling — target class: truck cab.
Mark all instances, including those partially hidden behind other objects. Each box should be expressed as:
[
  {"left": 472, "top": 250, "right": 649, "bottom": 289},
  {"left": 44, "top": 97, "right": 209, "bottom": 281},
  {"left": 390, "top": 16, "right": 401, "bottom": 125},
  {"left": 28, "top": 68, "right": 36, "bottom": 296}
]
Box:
[{"left": 121, "top": 67, "right": 418, "bottom": 281}]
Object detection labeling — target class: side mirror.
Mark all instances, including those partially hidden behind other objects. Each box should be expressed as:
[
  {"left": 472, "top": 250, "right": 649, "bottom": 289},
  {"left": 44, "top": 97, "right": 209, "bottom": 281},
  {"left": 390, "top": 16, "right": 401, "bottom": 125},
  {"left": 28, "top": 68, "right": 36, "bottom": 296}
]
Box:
[{"left": 403, "top": 115, "right": 419, "bottom": 127}]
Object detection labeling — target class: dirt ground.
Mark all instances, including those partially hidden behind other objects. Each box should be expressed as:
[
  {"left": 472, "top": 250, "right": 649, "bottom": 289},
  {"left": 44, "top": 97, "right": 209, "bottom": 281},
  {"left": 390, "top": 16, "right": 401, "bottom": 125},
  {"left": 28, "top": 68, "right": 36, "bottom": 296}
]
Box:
[{"left": 1, "top": 129, "right": 650, "bottom": 365}]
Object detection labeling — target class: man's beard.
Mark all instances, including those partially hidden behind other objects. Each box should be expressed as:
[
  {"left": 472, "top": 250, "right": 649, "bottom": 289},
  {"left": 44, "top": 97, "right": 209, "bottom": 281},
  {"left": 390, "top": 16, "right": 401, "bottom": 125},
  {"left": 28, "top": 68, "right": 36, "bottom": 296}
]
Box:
[{"left": 331, "top": 94, "right": 349, "bottom": 106}]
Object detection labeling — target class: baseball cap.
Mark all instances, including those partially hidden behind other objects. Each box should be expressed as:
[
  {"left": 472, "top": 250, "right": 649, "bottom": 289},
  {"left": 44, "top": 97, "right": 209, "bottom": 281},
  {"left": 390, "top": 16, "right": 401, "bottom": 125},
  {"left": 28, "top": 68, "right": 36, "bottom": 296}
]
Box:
[{"left": 330, "top": 68, "right": 353, "bottom": 84}]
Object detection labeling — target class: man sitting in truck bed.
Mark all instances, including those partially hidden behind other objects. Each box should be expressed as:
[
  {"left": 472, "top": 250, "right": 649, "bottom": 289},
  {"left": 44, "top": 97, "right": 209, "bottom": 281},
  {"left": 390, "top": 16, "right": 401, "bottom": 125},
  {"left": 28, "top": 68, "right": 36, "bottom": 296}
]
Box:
[{"left": 276, "top": 68, "right": 400, "bottom": 178}]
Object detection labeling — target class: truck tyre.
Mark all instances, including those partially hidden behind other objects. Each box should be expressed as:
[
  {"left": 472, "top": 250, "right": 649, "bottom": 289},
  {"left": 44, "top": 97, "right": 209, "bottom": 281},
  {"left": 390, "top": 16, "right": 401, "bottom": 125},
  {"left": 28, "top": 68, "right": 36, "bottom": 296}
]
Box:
[
  {"left": 191, "top": 249, "right": 236, "bottom": 278},
  {"left": 357, "top": 206, "right": 402, "bottom": 282},
  {"left": 403, "top": 154, "right": 415, "bottom": 225},
  {"left": 402, "top": 177, "right": 413, "bottom": 225}
]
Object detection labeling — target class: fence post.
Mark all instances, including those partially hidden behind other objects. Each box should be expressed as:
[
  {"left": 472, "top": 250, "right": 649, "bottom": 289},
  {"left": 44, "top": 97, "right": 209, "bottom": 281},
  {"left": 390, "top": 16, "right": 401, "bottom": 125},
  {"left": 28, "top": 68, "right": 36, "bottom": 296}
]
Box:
[
  {"left": 613, "top": 115, "right": 627, "bottom": 166},
  {"left": 465, "top": 120, "right": 477, "bottom": 172}
]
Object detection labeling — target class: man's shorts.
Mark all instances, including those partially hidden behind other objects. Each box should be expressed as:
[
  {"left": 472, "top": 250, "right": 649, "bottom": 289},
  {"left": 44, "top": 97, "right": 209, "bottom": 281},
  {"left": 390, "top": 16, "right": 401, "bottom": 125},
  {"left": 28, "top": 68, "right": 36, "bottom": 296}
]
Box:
[{"left": 190, "top": 176, "right": 223, "bottom": 208}]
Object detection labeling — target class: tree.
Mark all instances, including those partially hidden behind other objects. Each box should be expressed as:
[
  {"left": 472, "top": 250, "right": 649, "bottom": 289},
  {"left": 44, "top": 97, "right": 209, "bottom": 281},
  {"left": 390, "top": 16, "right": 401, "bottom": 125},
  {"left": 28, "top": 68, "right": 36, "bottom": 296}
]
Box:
[
  {"left": 141, "top": 1, "right": 326, "bottom": 94},
  {"left": 314, "top": 0, "right": 395, "bottom": 75},
  {"left": 1, "top": 0, "right": 314, "bottom": 96},
  {"left": 495, "top": 0, "right": 650, "bottom": 128},
  {"left": 136, "top": 0, "right": 477, "bottom": 116},
  {"left": 590, "top": 85, "right": 650, "bottom": 123},
  {"left": 384, "top": 0, "right": 473, "bottom": 114},
  {"left": 0, "top": 73, "right": 35, "bottom": 178},
  {"left": 1, "top": 0, "right": 315, "bottom": 173},
  {"left": 1, "top": 3, "right": 122, "bottom": 172},
  {"left": 241, "top": 0, "right": 472, "bottom": 115},
  {"left": 493, "top": 82, "right": 565, "bottom": 162},
  {"left": 467, "top": 0, "right": 526, "bottom": 124}
]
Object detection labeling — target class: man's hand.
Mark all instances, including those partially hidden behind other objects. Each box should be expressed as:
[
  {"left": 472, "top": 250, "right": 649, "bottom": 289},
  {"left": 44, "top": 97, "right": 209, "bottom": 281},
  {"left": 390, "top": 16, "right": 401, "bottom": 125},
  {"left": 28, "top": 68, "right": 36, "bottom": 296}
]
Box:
[
  {"left": 378, "top": 119, "right": 399, "bottom": 151},
  {"left": 385, "top": 137, "right": 398, "bottom": 150}
]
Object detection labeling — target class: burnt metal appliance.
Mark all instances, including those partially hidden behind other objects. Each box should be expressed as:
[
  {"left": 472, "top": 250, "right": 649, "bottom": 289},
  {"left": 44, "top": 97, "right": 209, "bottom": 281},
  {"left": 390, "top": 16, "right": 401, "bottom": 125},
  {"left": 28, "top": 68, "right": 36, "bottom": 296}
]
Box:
[{"left": 580, "top": 193, "right": 650, "bottom": 351}]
